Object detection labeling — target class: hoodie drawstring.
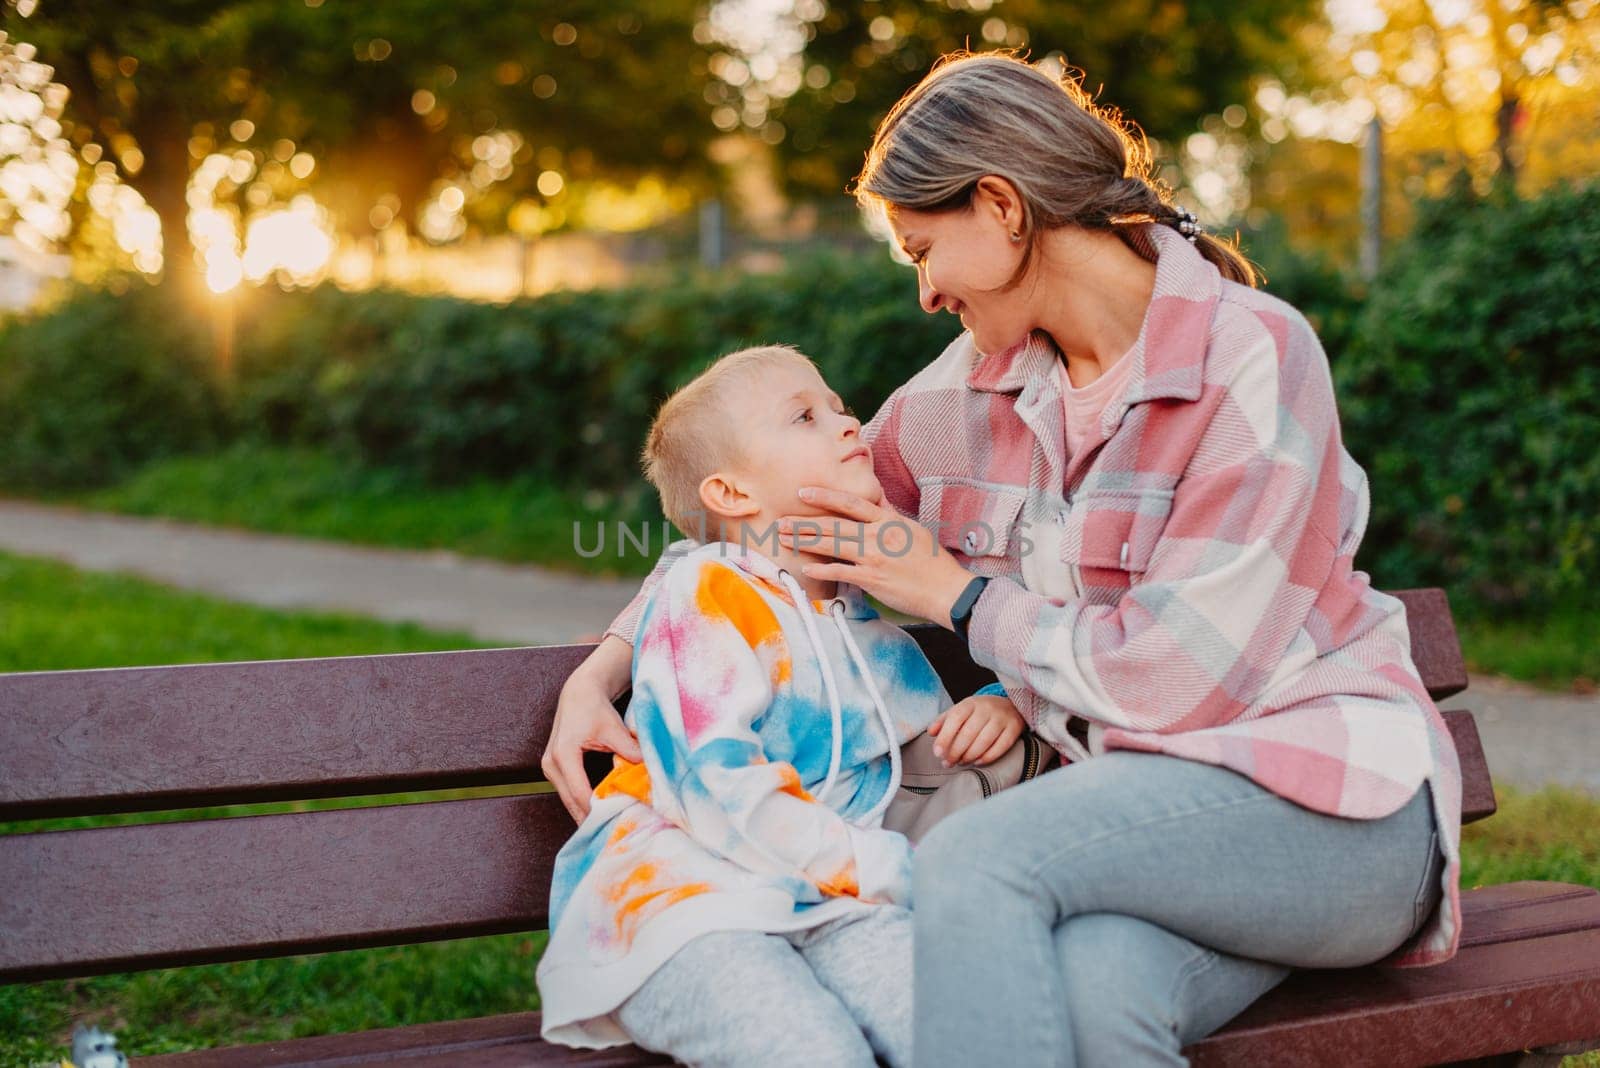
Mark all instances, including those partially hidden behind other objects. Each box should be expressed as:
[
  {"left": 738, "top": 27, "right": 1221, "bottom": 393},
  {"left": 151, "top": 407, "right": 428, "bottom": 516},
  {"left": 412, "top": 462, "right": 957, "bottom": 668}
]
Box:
[
  {"left": 776, "top": 570, "right": 903, "bottom": 824},
  {"left": 829, "top": 600, "right": 902, "bottom": 825},
  {"left": 778, "top": 570, "right": 846, "bottom": 806}
]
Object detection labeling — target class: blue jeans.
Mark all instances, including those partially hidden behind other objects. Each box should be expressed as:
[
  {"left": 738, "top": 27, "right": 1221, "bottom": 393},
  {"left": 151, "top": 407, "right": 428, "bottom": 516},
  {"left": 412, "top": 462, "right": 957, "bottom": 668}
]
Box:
[{"left": 912, "top": 752, "right": 1443, "bottom": 1067}]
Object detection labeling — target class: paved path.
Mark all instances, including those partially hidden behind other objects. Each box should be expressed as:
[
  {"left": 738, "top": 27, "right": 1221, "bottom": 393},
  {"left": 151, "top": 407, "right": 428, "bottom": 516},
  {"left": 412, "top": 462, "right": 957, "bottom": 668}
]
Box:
[
  {"left": 1441, "top": 677, "right": 1599, "bottom": 796},
  {"left": 2, "top": 499, "right": 1593, "bottom": 793},
  {"left": 0, "top": 499, "right": 640, "bottom": 647}
]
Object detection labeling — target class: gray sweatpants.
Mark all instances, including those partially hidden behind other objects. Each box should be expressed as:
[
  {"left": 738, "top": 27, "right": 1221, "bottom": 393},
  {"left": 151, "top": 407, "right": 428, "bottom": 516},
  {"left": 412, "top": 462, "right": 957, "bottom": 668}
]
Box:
[{"left": 616, "top": 904, "right": 912, "bottom": 1067}]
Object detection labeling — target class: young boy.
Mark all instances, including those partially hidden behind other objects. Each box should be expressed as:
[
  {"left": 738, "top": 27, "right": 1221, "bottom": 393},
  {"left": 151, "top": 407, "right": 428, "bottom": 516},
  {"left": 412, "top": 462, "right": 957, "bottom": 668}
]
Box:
[{"left": 537, "top": 345, "right": 1023, "bottom": 1066}]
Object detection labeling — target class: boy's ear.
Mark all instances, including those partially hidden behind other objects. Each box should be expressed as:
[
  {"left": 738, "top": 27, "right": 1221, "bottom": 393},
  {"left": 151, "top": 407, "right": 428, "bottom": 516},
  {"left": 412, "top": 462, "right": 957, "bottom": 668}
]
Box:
[{"left": 698, "top": 472, "right": 760, "bottom": 521}]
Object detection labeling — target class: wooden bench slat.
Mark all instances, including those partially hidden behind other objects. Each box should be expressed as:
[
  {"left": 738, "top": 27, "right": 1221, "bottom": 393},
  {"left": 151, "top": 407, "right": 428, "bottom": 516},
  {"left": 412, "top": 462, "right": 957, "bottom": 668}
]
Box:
[
  {"left": 1186, "top": 923, "right": 1600, "bottom": 1067},
  {"left": 136, "top": 1011, "right": 667, "bottom": 1068},
  {"left": 356, "top": 1041, "right": 662, "bottom": 1068},
  {"left": 132, "top": 884, "right": 1600, "bottom": 1067},
  {"left": 0, "top": 645, "right": 590, "bottom": 821},
  {"left": 1457, "top": 882, "right": 1600, "bottom": 948},
  {"left": 0, "top": 590, "right": 1472, "bottom": 822},
  {"left": 1445, "top": 709, "right": 1497, "bottom": 824},
  {"left": 1391, "top": 588, "right": 1469, "bottom": 700},
  {"left": 0, "top": 793, "right": 571, "bottom": 983}
]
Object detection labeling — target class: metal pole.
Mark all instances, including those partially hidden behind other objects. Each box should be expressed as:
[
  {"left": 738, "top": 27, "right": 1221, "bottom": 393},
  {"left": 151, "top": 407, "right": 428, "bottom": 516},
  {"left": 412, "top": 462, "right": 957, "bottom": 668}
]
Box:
[
  {"left": 1360, "top": 118, "right": 1382, "bottom": 281},
  {"left": 698, "top": 198, "right": 724, "bottom": 271}
]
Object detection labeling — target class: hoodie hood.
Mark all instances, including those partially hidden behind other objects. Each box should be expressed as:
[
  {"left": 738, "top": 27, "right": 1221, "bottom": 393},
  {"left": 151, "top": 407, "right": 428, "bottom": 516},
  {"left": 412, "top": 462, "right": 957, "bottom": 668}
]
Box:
[{"left": 704, "top": 540, "right": 879, "bottom": 622}]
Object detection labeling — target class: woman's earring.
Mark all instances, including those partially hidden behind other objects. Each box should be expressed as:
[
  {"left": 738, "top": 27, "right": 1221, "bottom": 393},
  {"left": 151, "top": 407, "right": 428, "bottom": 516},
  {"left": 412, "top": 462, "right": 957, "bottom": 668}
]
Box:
[{"left": 1009, "top": 231, "right": 1021, "bottom": 244}]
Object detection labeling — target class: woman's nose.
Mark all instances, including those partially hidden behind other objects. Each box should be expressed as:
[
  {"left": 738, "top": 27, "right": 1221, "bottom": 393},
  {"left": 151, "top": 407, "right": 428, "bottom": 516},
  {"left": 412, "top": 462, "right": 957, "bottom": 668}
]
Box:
[{"left": 918, "top": 271, "right": 944, "bottom": 314}]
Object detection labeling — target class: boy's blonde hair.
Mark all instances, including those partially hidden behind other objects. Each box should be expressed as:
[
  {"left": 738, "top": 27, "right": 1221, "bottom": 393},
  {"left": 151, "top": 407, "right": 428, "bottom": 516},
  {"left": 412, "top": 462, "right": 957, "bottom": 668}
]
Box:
[{"left": 644, "top": 344, "right": 816, "bottom": 538}]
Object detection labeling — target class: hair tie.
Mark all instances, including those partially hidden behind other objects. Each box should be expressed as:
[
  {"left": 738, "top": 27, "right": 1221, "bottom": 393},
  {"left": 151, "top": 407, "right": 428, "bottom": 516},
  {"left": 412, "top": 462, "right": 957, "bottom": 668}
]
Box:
[{"left": 1172, "top": 207, "right": 1202, "bottom": 243}]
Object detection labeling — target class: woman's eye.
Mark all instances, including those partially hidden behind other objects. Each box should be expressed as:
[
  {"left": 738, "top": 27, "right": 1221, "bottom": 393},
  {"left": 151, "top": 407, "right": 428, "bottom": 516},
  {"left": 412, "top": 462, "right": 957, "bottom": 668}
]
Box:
[{"left": 795, "top": 409, "right": 812, "bottom": 423}]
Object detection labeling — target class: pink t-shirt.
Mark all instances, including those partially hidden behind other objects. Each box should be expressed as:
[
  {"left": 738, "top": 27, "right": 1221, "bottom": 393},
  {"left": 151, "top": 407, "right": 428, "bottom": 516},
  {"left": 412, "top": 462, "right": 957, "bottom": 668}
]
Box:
[{"left": 1055, "top": 350, "right": 1136, "bottom": 459}]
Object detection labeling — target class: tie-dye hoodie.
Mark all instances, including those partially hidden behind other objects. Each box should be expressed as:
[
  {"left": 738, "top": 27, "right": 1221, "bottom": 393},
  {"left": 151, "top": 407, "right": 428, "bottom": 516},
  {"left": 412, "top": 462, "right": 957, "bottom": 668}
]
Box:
[{"left": 537, "top": 541, "right": 952, "bottom": 1048}]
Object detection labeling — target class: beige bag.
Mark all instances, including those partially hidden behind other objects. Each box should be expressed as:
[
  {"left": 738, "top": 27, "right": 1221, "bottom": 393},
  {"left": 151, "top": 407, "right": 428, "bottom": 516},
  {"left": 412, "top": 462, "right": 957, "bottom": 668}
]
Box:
[{"left": 882, "top": 730, "right": 1053, "bottom": 844}]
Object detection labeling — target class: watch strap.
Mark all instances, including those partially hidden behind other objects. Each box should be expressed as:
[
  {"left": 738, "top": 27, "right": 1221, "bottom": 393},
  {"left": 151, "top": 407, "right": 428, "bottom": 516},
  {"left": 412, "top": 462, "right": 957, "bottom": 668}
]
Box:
[{"left": 949, "top": 576, "right": 990, "bottom": 640}]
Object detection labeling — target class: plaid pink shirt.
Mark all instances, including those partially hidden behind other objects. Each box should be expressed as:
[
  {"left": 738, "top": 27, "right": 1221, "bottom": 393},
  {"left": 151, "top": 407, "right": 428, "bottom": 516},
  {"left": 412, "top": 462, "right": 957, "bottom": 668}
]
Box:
[{"left": 606, "top": 224, "right": 1462, "bottom": 968}]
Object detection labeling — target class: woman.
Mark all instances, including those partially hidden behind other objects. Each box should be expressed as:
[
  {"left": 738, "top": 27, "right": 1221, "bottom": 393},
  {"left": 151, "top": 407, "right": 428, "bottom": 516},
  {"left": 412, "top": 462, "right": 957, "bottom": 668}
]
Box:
[{"left": 544, "top": 52, "right": 1461, "bottom": 1065}]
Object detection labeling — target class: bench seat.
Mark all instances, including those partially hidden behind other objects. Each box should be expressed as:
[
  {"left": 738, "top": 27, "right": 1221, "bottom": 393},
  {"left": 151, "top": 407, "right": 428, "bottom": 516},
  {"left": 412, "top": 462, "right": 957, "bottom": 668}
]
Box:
[
  {"left": 1189, "top": 881, "right": 1600, "bottom": 1067},
  {"left": 123, "top": 881, "right": 1600, "bottom": 1067},
  {"left": 5, "top": 590, "right": 1598, "bottom": 1066}
]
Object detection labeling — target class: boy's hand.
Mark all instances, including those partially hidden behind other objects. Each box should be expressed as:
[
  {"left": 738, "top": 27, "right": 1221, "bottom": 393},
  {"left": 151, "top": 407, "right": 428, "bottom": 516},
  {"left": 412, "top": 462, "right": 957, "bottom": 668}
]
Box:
[{"left": 928, "top": 694, "right": 1025, "bottom": 767}]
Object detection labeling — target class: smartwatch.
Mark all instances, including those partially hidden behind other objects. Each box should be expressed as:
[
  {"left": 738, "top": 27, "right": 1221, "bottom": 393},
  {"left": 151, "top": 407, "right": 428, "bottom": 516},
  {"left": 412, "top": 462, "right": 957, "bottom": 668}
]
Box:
[{"left": 948, "top": 575, "right": 990, "bottom": 641}]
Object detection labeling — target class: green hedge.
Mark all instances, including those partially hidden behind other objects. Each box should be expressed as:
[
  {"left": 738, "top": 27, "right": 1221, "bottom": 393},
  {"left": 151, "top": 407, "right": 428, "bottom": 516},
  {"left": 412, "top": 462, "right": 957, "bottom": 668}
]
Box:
[
  {"left": 3, "top": 188, "right": 1595, "bottom": 610},
  {"left": 0, "top": 287, "right": 226, "bottom": 490},
  {"left": 0, "top": 253, "right": 959, "bottom": 505},
  {"left": 1243, "top": 213, "right": 1366, "bottom": 362},
  {"left": 1335, "top": 184, "right": 1600, "bottom": 611}
]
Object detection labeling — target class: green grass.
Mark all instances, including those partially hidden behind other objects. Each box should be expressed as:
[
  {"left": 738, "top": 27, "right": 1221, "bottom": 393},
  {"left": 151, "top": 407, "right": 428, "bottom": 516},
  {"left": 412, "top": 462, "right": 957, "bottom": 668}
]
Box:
[
  {"left": 0, "top": 550, "right": 499, "bottom": 673},
  {"left": 0, "top": 933, "right": 549, "bottom": 1063},
  {"left": 75, "top": 443, "right": 661, "bottom": 579},
  {"left": 1460, "top": 784, "right": 1600, "bottom": 891},
  {"left": 1457, "top": 603, "right": 1600, "bottom": 694}
]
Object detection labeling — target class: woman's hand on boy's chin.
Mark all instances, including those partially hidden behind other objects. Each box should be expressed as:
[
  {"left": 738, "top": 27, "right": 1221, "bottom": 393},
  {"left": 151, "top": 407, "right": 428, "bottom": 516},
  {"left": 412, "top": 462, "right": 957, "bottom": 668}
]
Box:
[{"left": 773, "top": 486, "right": 973, "bottom": 625}]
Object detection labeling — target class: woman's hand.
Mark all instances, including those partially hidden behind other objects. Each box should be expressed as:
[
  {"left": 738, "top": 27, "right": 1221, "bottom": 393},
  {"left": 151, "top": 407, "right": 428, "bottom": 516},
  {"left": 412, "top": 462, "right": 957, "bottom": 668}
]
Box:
[
  {"left": 776, "top": 486, "right": 974, "bottom": 626},
  {"left": 929, "top": 694, "right": 1025, "bottom": 767},
  {"left": 540, "top": 635, "right": 641, "bottom": 823}
]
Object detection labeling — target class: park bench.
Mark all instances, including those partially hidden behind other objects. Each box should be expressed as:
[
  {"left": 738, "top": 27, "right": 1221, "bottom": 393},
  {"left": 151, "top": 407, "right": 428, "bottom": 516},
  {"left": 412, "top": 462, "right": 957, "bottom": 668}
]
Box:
[{"left": 2, "top": 588, "right": 1597, "bottom": 1067}]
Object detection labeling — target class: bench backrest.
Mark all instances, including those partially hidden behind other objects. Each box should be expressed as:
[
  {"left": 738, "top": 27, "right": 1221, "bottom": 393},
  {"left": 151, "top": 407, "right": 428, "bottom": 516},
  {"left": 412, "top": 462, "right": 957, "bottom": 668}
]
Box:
[{"left": 0, "top": 589, "right": 1492, "bottom": 984}]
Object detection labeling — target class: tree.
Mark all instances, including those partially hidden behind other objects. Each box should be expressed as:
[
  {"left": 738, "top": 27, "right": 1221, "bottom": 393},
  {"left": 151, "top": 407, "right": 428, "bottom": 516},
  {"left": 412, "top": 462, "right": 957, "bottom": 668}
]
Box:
[
  {"left": 0, "top": 0, "right": 718, "bottom": 287},
  {"left": 1321, "top": 0, "right": 1597, "bottom": 191},
  {"left": 0, "top": 28, "right": 75, "bottom": 258},
  {"left": 1242, "top": 0, "right": 1598, "bottom": 266},
  {"left": 702, "top": 0, "right": 1322, "bottom": 196}
]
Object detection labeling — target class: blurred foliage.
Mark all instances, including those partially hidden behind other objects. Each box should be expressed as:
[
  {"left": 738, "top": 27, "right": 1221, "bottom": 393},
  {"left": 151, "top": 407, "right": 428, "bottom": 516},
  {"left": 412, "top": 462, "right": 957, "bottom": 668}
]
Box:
[
  {"left": 1247, "top": 0, "right": 1600, "bottom": 265},
  {"left": 2, "top": 0, "right": 719, "bottom": 272},
  {"left": 1246, "top": 210, "right": 1366, "bottom": 360},
  {"left": 756, "top": 0, "right": 1320, "bottom": 196},
  {"left": 1305, "top": 0, "right": 1597, "bottom": 193},
  {"left": 0, "top": 281, "right": 226, "bottom": 488},
  {"left": 0, "top": 0, "right": 1331, "bottom": 274},
  {"left": 0, "top": 248, "right": 958, "bottom": 500},
  {"left": 1335, "top": 181, "right": 1600, "bottom": 612},
  {"left": 5, "top": 182, "right": 1597, "bottom": 612},
  {"left": 232, "top": 250, "right": 959, "bottom": 500}
]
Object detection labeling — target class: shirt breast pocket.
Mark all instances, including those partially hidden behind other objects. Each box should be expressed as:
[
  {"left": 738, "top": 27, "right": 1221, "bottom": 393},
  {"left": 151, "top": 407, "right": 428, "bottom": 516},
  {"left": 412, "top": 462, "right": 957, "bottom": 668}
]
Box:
[
  {"left": 916, "top": 478, "right": 1027, "bottom": 572},
  {"left": 1066, "top": 489, "right": 1175, "bottom": 593}
]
